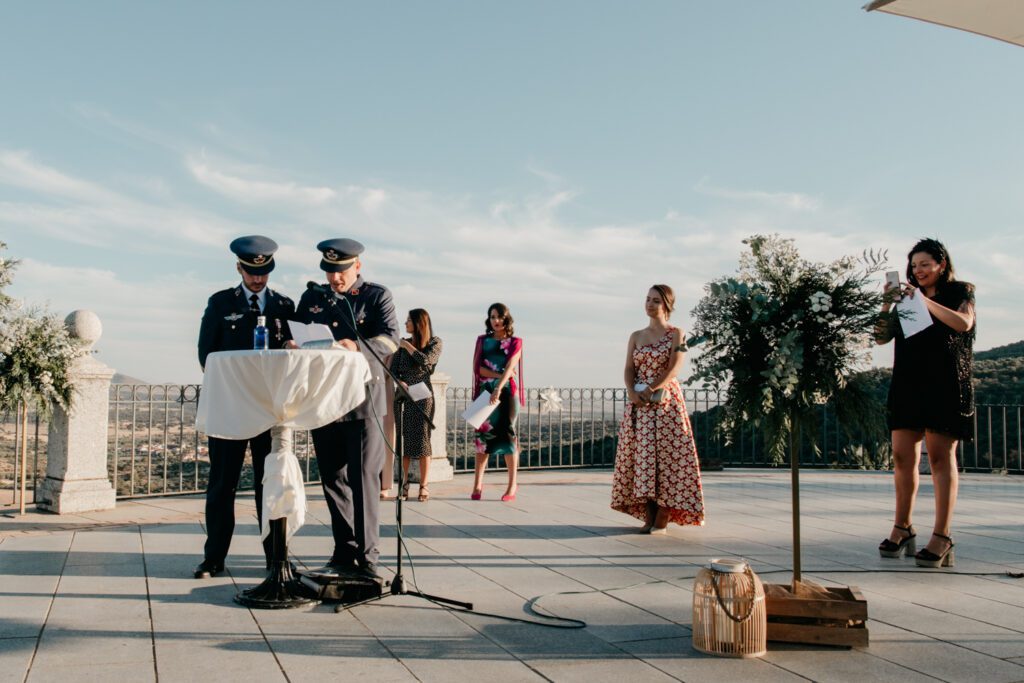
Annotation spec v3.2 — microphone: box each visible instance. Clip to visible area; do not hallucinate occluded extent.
[307,281,332,295]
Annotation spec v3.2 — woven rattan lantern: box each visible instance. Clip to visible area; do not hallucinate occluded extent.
[692,558,767,658]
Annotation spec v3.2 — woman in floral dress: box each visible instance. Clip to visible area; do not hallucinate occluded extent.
[611,285,705,533]
[470,303,524,502]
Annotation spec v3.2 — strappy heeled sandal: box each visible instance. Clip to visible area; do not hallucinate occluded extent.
[915,532,955,568]
[879,524,916,558]
[418,486,429,502]
[399,482,410,501]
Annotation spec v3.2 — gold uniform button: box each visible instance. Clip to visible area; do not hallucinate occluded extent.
[332,322,338,327]
[231,325,236,329]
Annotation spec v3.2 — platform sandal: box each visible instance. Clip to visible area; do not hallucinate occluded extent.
[878,524,916,558]
[915,532,955,568]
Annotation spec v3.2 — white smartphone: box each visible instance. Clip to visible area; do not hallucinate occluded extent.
[885,270,901,291]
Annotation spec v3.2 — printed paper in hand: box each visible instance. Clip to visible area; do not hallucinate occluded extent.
[896,291,933,338]
[406,382,432,402]
[461,390,493,429]
[288,321,335,348]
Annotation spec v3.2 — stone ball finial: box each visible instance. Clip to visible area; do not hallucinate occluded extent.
[64,310,102,350]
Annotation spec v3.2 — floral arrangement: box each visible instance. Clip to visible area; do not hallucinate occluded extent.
[689,235,888,463]
[0,242,83,414]
[0,245,15,312]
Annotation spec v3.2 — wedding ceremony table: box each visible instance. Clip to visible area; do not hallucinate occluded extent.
[196,348,371,608]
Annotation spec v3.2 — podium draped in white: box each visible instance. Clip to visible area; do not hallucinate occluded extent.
[196,349,371,542]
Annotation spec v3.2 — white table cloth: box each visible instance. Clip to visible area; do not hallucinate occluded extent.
[196,349,371,541]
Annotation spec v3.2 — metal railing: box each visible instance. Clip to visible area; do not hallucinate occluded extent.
[0,405,46,507]
[445,386,734,472]
[107,384,323,499]
[7,383,1017,504]
[100,385,1023,498]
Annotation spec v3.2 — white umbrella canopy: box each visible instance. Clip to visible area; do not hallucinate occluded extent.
[864,0,1024,47]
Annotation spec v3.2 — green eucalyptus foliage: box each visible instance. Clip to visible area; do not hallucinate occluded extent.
[690,235,889,464]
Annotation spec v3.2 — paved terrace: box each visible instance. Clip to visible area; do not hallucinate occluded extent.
[2,469,1023,683]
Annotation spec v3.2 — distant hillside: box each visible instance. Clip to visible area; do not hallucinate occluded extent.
[973,339,1024,403]
[974,356,1024,404]
[112,372,150,385]
[856,340,1024,405]
[975,340,1024,361]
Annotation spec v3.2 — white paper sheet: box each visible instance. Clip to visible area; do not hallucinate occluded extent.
[288,320,335,348]
[896,290,933,338]
[461,390,493,429]
[406,381,433,402]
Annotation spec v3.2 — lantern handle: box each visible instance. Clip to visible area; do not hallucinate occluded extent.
[711,566,758,624]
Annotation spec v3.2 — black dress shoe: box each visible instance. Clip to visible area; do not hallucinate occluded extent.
[357,562,381,581]
[305,555,358,578]
[327,555,358,570]
[193,559,225,579]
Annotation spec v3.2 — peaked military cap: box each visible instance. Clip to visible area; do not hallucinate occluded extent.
[230,235,278,275]
[317,238,364,272]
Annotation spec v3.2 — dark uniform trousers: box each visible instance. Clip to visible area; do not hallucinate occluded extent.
[204,432,272,564]
[297,275,399,568]
[197,284,295,565]
[311,420,385,566]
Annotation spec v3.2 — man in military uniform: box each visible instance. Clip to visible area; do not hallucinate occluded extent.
[296,238,399,579]
[194,235,295,579]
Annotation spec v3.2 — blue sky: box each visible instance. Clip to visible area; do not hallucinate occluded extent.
[2,1,1022,386]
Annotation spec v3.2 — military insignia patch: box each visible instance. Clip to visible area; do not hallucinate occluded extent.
[309,305,323,314]
[325,249,339,260]
[253,254,267,265]
[224,313,244,321]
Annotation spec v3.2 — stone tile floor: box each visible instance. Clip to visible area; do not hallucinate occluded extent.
[1,468,1023,682]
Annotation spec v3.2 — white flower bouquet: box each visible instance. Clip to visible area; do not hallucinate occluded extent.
[0,242,83,414]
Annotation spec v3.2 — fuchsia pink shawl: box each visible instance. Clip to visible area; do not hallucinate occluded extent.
[471,334,525,406]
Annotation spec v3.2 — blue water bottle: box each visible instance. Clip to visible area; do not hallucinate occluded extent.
[253,315,269,350]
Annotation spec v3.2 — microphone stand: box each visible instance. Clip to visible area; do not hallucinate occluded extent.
[324,291,473,613]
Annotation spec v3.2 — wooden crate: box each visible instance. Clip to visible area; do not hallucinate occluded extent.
[764,582,869,648]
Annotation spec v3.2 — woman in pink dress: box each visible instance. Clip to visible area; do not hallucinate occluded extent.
[611,284,705,533]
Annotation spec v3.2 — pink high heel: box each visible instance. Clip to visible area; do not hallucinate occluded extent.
[470,489,483,501]
[501,488,517,502]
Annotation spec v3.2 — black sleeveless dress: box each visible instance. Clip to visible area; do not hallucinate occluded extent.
[886,280,976,441]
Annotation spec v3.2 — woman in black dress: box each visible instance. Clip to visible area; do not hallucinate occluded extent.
[389,309,443,501]
[876,238,975,568]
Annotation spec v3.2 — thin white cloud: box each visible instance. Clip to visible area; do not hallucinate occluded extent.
[525,162,564,185]
[361,188,388,214]
[0,148,256,251]
[187,154,337,205]
[694,177,822,212]
[0,150,122,204]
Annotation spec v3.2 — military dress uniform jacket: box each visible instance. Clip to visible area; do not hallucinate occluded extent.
[296,276,399,421]
[198,286,296,369]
